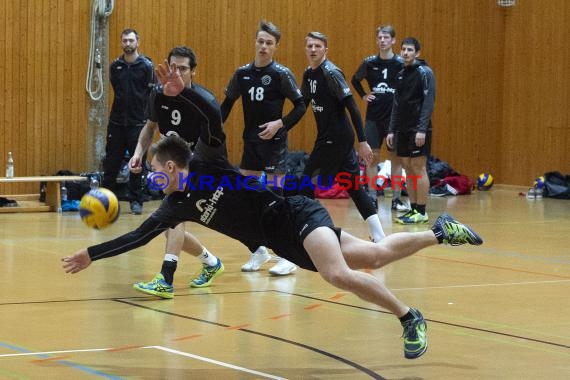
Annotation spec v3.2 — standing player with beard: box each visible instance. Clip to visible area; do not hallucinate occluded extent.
[103,28,154,215]
[220,21,306,276]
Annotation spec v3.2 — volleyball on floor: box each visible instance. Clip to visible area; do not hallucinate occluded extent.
[477,173,494,190]
[79,188,120,229]
[533,176,545,189]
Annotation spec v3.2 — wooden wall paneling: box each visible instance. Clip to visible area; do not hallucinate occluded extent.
[70,0,82,169]
[25,0,35,179]
[2,0,14,193]
[12,1,23,192]
[40,1,51,181]
[502,0,570,185]
[1,0,568,198]
[0,0,5,177]
[17,0,26,182]
[31,1,43,184]
[428,1,504,181]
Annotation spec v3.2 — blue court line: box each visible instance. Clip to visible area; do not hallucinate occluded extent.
[0,342,121,379]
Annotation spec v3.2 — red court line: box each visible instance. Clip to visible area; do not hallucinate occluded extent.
[269,313,292,320]
[226,324,251,330]
[31,355,70,363]
[171,334,203,341]
[106,345,145,352]
[329,293,346,301]
[304,304,322,310]
[419,254,570,280]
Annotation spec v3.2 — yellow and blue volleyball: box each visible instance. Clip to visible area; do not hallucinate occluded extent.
[477,173,494,191]
[79,188,120,229]
[533,176,545,189]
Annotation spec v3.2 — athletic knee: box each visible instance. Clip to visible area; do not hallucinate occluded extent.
[320,268,353,290]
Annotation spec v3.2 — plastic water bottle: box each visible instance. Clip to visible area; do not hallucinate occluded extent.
[90,176,99,190]
[61,186,68,201]
[6,152,14,177]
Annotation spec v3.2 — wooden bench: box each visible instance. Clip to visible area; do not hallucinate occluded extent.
[0,176,88,213]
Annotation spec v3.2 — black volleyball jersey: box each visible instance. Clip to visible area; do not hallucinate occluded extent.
[148,83,220,150]
[87,142,287,262]
[389,59,436,134]
[224,61,303,141]
[301,59,356,145]
[351,54,404,123]
[87,85,283,260]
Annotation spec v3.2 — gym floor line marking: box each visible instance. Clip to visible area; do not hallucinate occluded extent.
[171,334,203,341]
[0,345,287,379]
[269,313,292,320]
[287,292,570,350]
[226,324,251,330]
[390,279,570,291]
[105,345,145,352]
[329,293,346,300]
[0,348,111,358]
[417,254,570,279]
[114,299,383,379]
[31,355,70,363]
[145,346,287,379]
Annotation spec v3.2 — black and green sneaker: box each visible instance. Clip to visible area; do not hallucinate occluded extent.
[402,308,428,359]
[190,258,225,288]
[432,213,483,246]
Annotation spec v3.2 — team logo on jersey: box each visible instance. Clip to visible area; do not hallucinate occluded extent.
[196,186,225,224]
[299,223,309,236]
[161,105,169,110]
[161,131,180,138]
[261,75,272,86]
[373,82,395,94]
[310,99,324,113]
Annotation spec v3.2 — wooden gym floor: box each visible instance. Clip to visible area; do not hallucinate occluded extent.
[0,186,569,379]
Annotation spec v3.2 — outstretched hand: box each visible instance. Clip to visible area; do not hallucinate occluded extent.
[62,248,92,274]
[156,60,185,96]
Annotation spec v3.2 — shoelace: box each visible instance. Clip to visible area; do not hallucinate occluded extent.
[402,321,419,339]
[197,264,218,280]
[445,222,472,245]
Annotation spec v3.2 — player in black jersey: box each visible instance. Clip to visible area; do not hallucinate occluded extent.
[387,38,436,225]
[300,32,385,243]
[128,47,224,298]
[351,25,409,212]
[221,21,306,275]
[63,60,483,359]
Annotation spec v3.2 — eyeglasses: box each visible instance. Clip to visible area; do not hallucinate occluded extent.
[176,65,192,74]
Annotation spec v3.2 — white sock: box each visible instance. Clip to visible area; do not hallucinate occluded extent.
[199,247,218,266]
[164,253,179,262]
[366,214,386,242]
[253,246,267,255]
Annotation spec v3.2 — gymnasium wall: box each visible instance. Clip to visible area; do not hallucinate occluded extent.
[1,0,568,195]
